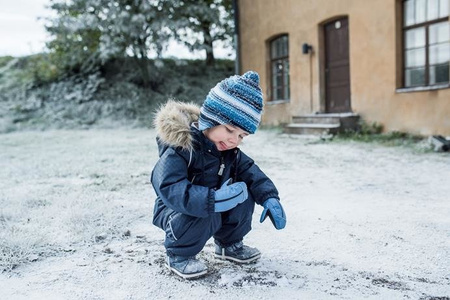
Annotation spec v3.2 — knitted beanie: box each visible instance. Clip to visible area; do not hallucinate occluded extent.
[198,71,263,134]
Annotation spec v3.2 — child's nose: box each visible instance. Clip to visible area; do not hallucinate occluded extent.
[229,134,238,144]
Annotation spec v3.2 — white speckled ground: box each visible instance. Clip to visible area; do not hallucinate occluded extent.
[1,129,449,299]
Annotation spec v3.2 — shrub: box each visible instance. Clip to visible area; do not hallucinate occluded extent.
[334,120,425,148]
[0,55,235,132]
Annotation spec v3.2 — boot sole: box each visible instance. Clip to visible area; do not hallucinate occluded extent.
[166,264,208,279]
[214,253,261,264]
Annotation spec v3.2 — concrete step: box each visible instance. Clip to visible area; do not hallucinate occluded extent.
[283,123,340,135]
[292,115,340,125]
[284,113,360,135]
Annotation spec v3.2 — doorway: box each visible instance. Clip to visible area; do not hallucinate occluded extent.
[324,17,351,113]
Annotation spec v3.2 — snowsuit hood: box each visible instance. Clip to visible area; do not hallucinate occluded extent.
[154,100,201,152]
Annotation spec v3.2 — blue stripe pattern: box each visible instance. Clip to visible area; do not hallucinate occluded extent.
[198,71,263,134]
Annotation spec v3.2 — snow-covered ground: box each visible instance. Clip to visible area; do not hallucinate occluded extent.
[0,129,449,299]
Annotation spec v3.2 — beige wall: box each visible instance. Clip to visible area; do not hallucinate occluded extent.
[238,0,450,135]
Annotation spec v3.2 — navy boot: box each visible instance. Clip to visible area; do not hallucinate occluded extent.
[166,255,207,279]
[215,241,261,264]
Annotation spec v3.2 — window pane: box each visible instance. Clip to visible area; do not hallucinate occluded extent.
[276,88,283,99]
[284,36,289,56]
[277,40,282,57]
[415,0,427,23]
[272,60,283,100]
[284,60,290,99]
[281,36,288,57]
[405,27,426,48]
[427,0,439,20]
[439,0,449,18]
[271,40,280,59]
[274,39,279,57]
[272,62,279,83]
[271,42,276,59]
[276,61,284,75]
[429,22,450,44]
[278,74,284,88]
[271,35,288,59]
[404,0,415,26]
[429,63,450,84]
[272,87,283,100]
[406,48,426,67]
[272,87,278,100]
[271,40,278,58]
[285,86,290,100]
[405,67,426,86]
[429,43,450,64]
[270,36,289,100]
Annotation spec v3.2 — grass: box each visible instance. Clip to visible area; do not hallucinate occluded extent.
[0,130,154,272]
[0,204,48,272]
[336,130,425,147]
[331,122,431,151]
[0,176,139,272]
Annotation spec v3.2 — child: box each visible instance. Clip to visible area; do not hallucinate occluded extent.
[151,71,286,279]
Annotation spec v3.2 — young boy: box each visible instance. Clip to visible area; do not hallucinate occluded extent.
[151,71,286,279]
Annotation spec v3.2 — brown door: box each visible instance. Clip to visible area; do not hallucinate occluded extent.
[324,17,351,113]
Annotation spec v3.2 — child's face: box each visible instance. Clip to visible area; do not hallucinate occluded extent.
[203,124,249,151]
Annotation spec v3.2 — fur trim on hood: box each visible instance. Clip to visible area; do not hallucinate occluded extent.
[154,100,201,151]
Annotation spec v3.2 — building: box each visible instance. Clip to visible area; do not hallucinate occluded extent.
[236,0,450,135]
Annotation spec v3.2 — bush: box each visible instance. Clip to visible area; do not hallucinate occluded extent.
[0,55,235,132]
[27,54,62,85]
[0,56,15,69]
[334,120,424,148]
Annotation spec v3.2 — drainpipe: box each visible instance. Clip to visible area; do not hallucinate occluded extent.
[233,0,240,74]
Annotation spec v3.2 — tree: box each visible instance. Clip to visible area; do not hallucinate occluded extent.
[45,0,102,73]
[94,0,170,86]
[167,0,234,66]
[45,0,169,86]
[45,0,234,79]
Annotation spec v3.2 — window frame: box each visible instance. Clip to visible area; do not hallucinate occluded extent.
[269,34,290,101]
[402,0,450,88]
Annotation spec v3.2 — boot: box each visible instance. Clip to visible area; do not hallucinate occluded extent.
[215,241,261,264]
[166,255,207,279]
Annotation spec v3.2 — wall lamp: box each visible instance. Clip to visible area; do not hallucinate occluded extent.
[302,43,313,54]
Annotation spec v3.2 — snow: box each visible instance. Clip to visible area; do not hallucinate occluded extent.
[0,129,449,299]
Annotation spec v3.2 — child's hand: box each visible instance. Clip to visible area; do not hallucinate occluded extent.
[214,179,248,212]
[260,198,286,229]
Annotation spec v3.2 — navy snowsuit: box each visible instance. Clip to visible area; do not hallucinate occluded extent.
[151,125,279,257]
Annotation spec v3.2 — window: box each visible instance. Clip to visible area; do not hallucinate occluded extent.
[403,0,449,87]
[270,35,290,100]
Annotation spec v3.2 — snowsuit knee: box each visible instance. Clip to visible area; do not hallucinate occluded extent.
[153,193,256,257]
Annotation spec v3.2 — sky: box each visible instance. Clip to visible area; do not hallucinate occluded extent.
[0,0,234,58]
[0,0,52,56]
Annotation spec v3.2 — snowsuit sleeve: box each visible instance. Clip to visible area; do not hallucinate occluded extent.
[235,150,279,205]
[151,147,215,218]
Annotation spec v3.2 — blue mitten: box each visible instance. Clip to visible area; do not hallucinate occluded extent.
[260,198,286,229]
[214,179,248,212]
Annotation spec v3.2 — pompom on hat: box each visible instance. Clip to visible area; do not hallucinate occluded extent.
[198,71,263,134]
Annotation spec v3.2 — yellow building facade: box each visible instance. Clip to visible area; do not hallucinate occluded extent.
[237,0,450,135]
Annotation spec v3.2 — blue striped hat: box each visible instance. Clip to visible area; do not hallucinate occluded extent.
[198,71,263,134]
